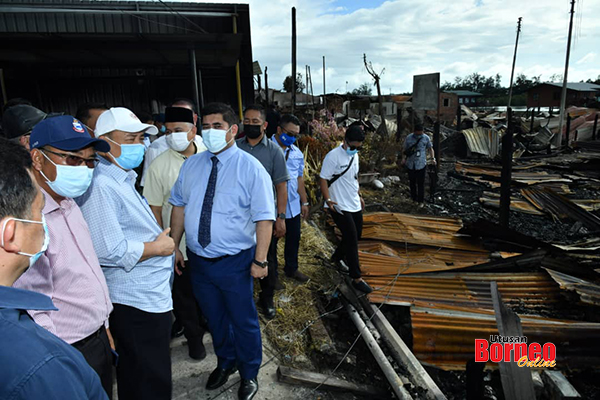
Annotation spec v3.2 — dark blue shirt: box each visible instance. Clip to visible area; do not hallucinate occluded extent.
[0,285,108,400]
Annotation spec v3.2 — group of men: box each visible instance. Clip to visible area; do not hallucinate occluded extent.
[0,98,327,400]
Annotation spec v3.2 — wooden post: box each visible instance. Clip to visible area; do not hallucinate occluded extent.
[456,103,462,131]
[593,114,598,140]
[500,107,514,228]
[565,113,571,146]
[556,0,577,147]
[291,7,297,113]
[264,66,269,107]
[434,74,441,172]
[507,17,523,108]
[530,108,535,133]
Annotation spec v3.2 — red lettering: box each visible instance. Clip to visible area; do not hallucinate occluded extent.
[490,343,503,362]
[514,343,527,361]
[543,343,556,362]
[475,339,489,362]
[528,342,541,361]
[503,343,514,362]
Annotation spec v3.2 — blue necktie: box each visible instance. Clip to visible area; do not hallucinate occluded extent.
[198,156,219,248]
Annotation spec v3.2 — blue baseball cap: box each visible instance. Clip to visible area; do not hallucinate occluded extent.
[30,115,110,152]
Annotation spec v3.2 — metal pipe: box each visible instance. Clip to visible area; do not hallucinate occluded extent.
[233,15,243,121]
[190,49,200,114]
[291,7,297,113]
[198,69,205,110]
[0,6,235,17]
[345,302,413,400]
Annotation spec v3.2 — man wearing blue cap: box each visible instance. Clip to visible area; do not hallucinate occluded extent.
[13,116,115,398]
[76,107,176,400]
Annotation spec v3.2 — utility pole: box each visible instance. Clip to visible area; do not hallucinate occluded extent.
[306,65,309,106]
[323,56,327,110]
[264,66,269,107]
[556,0,576,147]
[507,17,522,108]
[291,7,297,113]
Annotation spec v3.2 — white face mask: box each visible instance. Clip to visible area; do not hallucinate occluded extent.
[1,215,50,269]
[202,126,233,154]
[40,151,93,198]
[166,129,193,152]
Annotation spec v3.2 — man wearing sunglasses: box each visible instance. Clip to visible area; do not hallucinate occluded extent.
[76,107,176,400]
[319,125,372,294]
[12,116,115,398]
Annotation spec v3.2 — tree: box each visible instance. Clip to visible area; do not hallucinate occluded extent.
[351,83,373,96]
[283,73,305,93]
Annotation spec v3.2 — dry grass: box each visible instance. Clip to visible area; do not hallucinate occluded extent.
[258,221,339,362]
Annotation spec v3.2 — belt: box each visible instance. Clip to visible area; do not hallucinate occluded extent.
[198,254,232,263]
[72,326,104,348]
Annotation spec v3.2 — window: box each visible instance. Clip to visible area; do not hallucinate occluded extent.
[459,98,464,104]
[533,93,539,102]
[443,98,450,107]
[465,98,470,104]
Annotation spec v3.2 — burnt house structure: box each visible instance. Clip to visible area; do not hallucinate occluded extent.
[0,0,254,118]
[527,82,600,109]
[444,90,483,107]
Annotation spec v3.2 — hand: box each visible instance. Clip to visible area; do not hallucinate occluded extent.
[301,205,309,220]
[431,158,437,166]
[251,262,268,279]
[106,328,115,351]
[154,228,175,256]
[174,248,185,276]
[360,196,365,211]
[326,199,338,209]
[274,218,286,238]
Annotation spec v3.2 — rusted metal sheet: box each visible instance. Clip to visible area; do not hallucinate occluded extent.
[521,187,600,231]
[455,162,572,185]
[544,268,600,306]
[361,213,485,252]
[364,272,560,311]
[462,127,501,158]
[410,307,600,370]
[479,191,544,215]
[358,242,492,275]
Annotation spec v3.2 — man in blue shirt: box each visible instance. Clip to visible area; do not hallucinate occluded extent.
[170,103,275,400]
[76,107,176,400]
[271,114,310,282]
[0,138,107,400]
[400,124,436,204]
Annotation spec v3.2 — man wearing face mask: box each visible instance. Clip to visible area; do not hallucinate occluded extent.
[271,114,310,283]
[0,138,108,400]
[76,107,176,400]
[319,125,372,294]
[237,104,289,321]
[141,99,201,187]
[1,104,48,149]
[143,106,208,361]
[12,116,115,398]
[170,103,274,400]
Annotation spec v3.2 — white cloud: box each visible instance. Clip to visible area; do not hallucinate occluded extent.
[188,0,600,93]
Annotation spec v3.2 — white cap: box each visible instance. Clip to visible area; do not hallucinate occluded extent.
[94,107,159,138]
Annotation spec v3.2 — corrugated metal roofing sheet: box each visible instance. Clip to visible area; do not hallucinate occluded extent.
[365,272,560,310]
[361,213,485,252]
[461,127,501,157]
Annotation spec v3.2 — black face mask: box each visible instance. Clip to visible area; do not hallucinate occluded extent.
[244,124,262,139]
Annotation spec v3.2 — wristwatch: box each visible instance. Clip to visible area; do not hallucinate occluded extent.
[253,259,268,268]
[277,213,286,219]
[302,202,310,206]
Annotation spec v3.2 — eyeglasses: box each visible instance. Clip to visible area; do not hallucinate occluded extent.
[348,144,363,151]
[42,149,98,168]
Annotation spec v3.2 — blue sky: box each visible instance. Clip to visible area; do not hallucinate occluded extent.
[192,0,600,94]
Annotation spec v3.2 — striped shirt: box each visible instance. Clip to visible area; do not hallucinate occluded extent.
[76,156,174,313]
[13,188,113,344]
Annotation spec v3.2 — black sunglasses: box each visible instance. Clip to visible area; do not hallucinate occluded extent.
[348,144,363,151]
[43,149,98,169]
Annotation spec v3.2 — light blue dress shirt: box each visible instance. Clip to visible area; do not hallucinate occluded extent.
[169,144,275,258]
[76,156,174,313]
[272,136,305,219]
[404,133,433,171]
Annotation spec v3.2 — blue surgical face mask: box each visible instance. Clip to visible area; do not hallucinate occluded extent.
[160,125,167,134]
[40,151,93,198]
[202,127,233,154]
[1,215,50,269]
[346,148,358,156]
[280,132,296,147]
[105,137,146,170]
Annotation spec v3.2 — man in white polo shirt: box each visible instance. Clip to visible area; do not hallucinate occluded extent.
[319,126,372,294]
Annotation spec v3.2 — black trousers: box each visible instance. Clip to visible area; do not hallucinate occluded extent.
[330,210,363,279]
[72,327,113,400]
[408,167,426,202]
[109,304,172,400]
[172,260,207,340]
[259,235,279,300]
